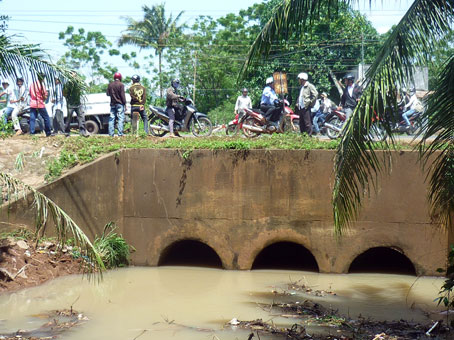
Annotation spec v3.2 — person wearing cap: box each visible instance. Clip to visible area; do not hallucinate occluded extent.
[64,71,88,137]
[297,72,318,136]
[234,88,252,119]
[260,77,280,123]
[0,79,15,132]
[29,73,52,136]
[339,73,362,120]
[107,72,126,137]
[129,74,148,136]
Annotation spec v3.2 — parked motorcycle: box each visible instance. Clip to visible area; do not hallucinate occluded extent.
[322,108,347,139]
[241,100,291,138]
[148,97,213,137]
[225,112,245,136]
[2,105,46,133]
[321,107,386,142]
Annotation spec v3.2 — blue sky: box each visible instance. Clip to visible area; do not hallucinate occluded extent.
[2,0,412,76]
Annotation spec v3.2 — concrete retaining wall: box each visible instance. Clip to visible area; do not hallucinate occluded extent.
[1,149,449,275]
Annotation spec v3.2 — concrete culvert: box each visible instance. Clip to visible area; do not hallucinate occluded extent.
[348,247,416,275]
[158,240,223,268]
[251,242,319,271]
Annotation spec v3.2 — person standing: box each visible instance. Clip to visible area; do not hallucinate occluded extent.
[51,78,65,134]
[234,88,252,118]
[312,92,332,135]
[297,72,318,136]
[106,72,126,137]
[0,80,16,132]
[29,73,52,136]
[166,79,182,137]
[339,73,362,121]
[129,74,148,136]
[10,76,28,135]
[64,71,88,136]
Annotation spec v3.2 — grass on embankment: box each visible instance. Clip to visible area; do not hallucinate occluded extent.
[45,133,411,182]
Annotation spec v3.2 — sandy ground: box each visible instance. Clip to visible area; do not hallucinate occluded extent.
[0,135,63,188]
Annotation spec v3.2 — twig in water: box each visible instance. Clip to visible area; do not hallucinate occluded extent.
[70,295,80,314]
[132,329,147,340]
[405,276,421,307]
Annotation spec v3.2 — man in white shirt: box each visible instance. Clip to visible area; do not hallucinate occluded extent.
[0,80,17,132]
[297,72,318,135]
[234,88,252,118]
[10,77,28,135]
[402,88,420,127]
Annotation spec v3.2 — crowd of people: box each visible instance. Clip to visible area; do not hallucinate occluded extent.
[234,71,424,136]
[0,69,424,138]
[0,71,149,137]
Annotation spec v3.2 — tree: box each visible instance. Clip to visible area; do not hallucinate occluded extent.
[119,4,184,98]
[244,0,454,233]
[58,26,120,93]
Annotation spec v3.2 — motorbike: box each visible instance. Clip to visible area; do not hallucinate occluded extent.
[1,105,45,133]
[392,109,423,136]
[322,108,347,139]
[227,100,298,137]
[148,97,213,137]
[321,107,387,142]
[240,100,299,138]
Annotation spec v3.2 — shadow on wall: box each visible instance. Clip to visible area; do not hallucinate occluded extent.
[251,242,319,272]
[348,247,417,275]
[158,239,223,269]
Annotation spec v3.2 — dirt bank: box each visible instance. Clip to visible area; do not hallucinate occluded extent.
[0,236,83,293]
[0,135,64,188]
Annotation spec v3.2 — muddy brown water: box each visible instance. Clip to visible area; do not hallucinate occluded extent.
[0,267,444,339]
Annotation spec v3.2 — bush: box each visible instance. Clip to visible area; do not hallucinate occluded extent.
[94,222,132,269]
[207,100,235,125]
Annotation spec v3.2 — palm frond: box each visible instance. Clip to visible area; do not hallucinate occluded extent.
[0,172,105,277]
[0,35,86,92]
[419,54,454,229]
[242,0,454,233]
[333,0,453,233]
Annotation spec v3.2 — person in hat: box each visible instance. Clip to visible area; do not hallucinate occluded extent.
[297,72,318,135]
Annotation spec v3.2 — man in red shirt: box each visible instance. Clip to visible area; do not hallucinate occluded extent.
[106,72,126,137]
[29,73,51,136]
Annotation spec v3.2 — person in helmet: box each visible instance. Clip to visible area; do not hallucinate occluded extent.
[63,71,88,136]
[106,72,126,137]
[402,87,421,128]
[297,72,318,136]
[129,74,148,135]
[234,88,252,118]
[166,78,183,137]
[260,77,280,123]
[339,73,362,120]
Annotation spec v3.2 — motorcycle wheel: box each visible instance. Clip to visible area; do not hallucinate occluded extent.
[326,116,343,139]
[369,123,387,142]
[283,118,299,132]
[242,117,261,138]
[191,116,213,137]
[291,119,300,132]
[149,116,168,137]
[19,118,29,133]
[226,124,238,136]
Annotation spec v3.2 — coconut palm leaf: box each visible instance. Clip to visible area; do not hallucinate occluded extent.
[0,172,105,277]
[243,0,454,234]
[0,34,79,85]
[419,55,454,229]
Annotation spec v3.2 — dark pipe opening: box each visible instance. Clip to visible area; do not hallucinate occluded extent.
[349,247,416,275]
[158,240,223,268]
[251,242,319,271]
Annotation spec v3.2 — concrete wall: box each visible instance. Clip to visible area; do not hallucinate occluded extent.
[1,149,449,275]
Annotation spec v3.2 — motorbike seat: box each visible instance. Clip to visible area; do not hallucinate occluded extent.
[152,106,166,114]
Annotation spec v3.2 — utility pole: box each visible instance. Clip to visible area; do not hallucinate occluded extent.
[193,51,197,103]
